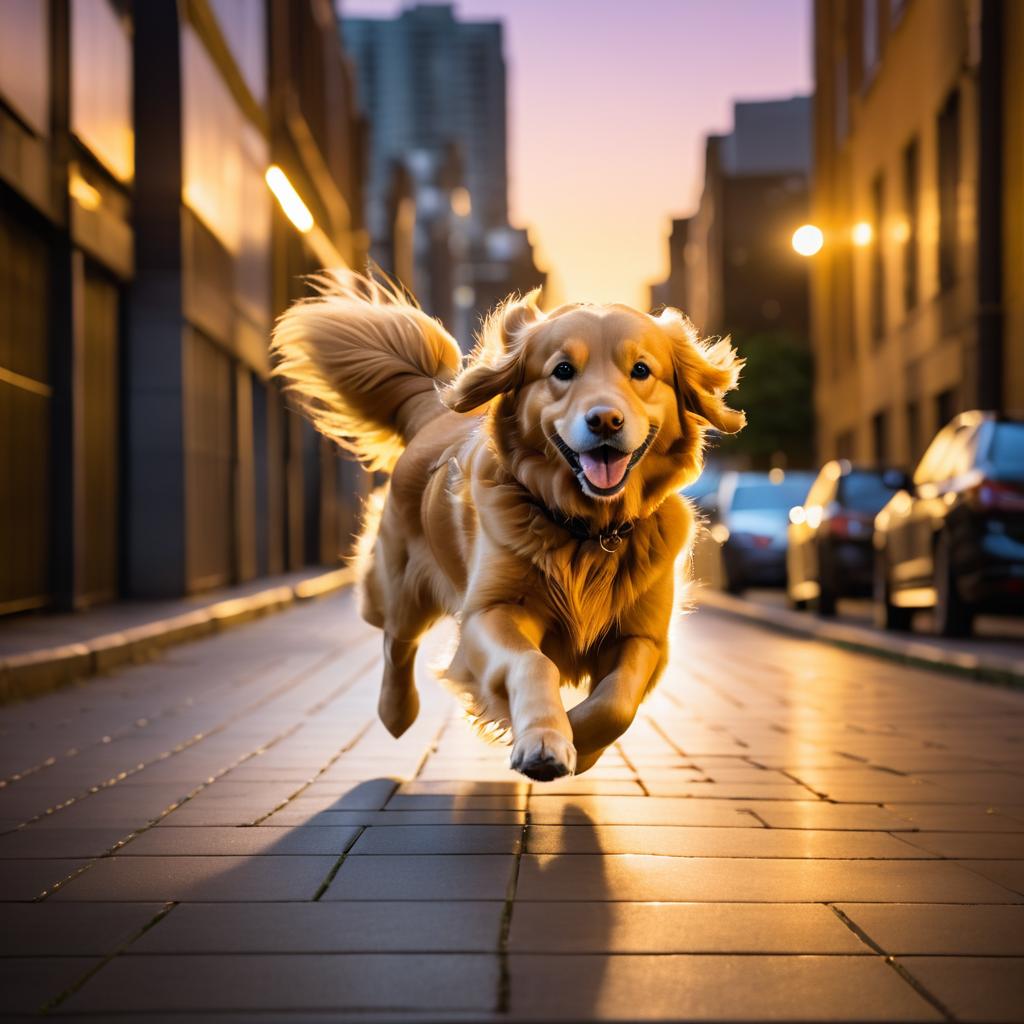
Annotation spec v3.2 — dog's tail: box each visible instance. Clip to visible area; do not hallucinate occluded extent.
[270,268,463,471]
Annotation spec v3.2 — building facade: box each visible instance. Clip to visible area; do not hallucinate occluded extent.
[651,97,812,341]
[0,0,367,615]
[810,0,1022,466]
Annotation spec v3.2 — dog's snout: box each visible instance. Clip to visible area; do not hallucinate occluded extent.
[585,406,624,437]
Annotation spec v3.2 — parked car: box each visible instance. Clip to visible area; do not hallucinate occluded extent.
[713,470,815,593]
[786,461,905,615]
[873,411,1024,636]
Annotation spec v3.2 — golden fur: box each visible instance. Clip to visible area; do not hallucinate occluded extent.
[271,269,743,779]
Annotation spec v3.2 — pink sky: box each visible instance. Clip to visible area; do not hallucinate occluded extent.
[342,0,812,309]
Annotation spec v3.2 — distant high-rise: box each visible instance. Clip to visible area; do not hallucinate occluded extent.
[343,4,509,242]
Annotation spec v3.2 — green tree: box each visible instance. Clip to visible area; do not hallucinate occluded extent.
[717,331,814,468]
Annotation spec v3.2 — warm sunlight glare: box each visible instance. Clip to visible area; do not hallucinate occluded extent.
[265,165,314,233]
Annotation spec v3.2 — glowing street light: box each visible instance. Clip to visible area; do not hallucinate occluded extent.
[791,224,824,257]
[851,221,874,247]
[265,165,314,233]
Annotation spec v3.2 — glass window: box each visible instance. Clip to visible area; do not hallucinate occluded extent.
[0,0,50,136]
[902,137,919,311]
[839,472,894,513]
[862,0,879,85]
[937,89,960,292]
[71,0,133,181]
[989,423,1024,476]
[182,24,245,252]
[731,477,813,511]
[182,25,270,320]
[236,123,271,325]
[870,173,885,340]
[209,0,267,104]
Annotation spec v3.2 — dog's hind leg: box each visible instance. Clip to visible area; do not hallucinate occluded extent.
[379,582,440,738]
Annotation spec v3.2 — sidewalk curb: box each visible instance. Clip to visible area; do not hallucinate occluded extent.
[0,567,354,704]
[695,588,1024,690]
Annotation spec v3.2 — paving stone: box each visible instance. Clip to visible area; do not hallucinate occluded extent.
[527,796,762,827]
[63,953,499,1013]
[740,802,920,831]
[119,825,360,856]
[265,808,527,827]
[898,957,1024,1023]
[524,825,930,858]
[0,957,97,1013]
[507,954,941,1020]
[509,901,867,953]
[324,854,515,901]
[132,900,504,953]
[953,859,1024,896]
[50,855,337,902]
[0,859,87,901]
[394,780,529,797]
[0,827,126,859]
[384,793,528,810]
[515,854,1024,903]
[895,831,1024,859]
[0,902,165,956]
[642,781,817,799]
[836,904,1024,954]
[350,825,523,855]
[886,805,1024,832]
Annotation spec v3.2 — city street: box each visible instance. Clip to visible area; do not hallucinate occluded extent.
[2,591,1024,1020]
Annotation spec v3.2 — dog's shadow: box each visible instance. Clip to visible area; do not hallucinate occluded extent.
[507,801,612,1018]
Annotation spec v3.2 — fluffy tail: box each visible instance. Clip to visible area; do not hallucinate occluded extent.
[270,269,463,471]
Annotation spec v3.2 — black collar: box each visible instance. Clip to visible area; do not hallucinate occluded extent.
[530,500,635,552]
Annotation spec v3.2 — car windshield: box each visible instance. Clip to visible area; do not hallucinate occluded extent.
[989,423,1024,476]
[839,471,894,513]
[730,477,811,511]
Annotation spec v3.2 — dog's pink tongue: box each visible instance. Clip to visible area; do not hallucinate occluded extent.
[579,449,630,490]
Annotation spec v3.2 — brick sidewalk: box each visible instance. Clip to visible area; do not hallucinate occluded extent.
[2,591,1023,1020]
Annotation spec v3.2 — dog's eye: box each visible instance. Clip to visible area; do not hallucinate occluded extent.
[631,361,652,380]
[551,362,576,381]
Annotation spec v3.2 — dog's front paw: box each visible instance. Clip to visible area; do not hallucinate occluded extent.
[510,728,576,781]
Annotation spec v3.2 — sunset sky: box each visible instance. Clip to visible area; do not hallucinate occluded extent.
[342,0,812,309]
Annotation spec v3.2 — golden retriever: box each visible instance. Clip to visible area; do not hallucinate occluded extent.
[271,270,743,779]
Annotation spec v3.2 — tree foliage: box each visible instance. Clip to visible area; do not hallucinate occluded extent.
[716,331,814,468]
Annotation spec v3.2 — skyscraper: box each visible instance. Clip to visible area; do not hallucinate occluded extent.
[344,4,508,243]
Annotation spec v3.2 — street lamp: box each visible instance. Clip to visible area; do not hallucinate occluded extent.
[851,221,874,246]
[791,224,824,257]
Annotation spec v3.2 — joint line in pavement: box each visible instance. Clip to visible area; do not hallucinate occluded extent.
[827,904,957,1022]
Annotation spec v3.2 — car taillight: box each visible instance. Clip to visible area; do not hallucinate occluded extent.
[828,513,869,539]
[968,479,1024,512]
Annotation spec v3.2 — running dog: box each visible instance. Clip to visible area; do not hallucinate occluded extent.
[271,270,743,779]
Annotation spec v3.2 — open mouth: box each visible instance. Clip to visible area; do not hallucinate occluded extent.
[552,426,658,498]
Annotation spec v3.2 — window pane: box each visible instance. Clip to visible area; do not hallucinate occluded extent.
[182,24,244,252]
[71,0,133,181]
[840,472,893,513]
[209,0,267,104]
[0,0,50,136]
[989,424,1024,476]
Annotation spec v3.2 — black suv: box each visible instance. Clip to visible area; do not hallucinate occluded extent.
[873,411,1024,636]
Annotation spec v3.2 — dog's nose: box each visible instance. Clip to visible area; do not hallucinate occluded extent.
[585,406,624,437]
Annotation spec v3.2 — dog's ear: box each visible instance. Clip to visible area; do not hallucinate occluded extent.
[442,290,544,413]
[655,307,745,434]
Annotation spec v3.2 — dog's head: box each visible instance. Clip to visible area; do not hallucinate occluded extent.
[443,292,744,520]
